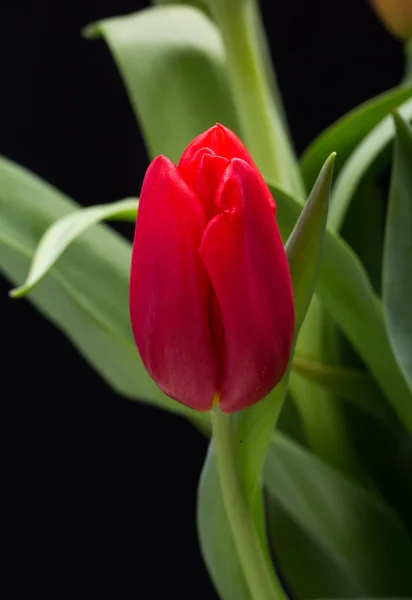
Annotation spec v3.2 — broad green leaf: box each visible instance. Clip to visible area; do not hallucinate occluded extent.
[383,112,412,394]
[0,156,208,429]
[10,198,137,298]
[301,85,412,190]
[197,157,333,600]
[270,182,412,434]
[264,433,412,595]
[85,5,239,164]
[330,97,412,232]
[292,356,386,418]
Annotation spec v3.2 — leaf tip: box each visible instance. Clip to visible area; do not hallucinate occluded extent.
[9,285,29,299]
[81,23,102,39]
[324,151,337,175]
[391,108,412,145]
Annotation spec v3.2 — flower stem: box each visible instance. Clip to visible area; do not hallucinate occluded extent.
[209,0,304,198]
[211,407,285,600]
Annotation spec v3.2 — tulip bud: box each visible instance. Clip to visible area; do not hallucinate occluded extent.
[129,124,294,413]
[369,0,412,39]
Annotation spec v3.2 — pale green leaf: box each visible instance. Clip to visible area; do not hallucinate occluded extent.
[85,5,238,163]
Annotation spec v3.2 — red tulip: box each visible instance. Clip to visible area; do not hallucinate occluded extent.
[130,124,294,413]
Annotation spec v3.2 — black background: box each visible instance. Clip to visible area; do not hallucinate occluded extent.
[0,1,402,598]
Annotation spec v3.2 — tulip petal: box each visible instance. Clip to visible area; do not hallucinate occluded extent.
[179,123,264,179]
[130,156,217,411]
[199,159,294,412]
[180,148,230,219]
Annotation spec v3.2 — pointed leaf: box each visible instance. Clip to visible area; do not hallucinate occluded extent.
[285,153,334,330]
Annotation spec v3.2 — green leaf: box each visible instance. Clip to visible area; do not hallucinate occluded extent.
[10,198,137,298]
[292,356,386,418]
[301,85,412,190]
[330,97,412,232]
[383,111,412,396]
[264,433,412,595]
[266,499,362,598]
[270,181,412,435]
[0,155,208,429]
[284,154,334,330]
[197,156,333,600]
[85,5,239,163]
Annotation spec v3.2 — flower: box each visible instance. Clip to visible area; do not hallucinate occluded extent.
[369,0,412,39]
[129,124,294,413]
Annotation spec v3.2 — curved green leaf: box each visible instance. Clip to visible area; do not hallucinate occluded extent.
[265,433,412,595]
[330,98,412,231]
[85,5,239,163]
[10,198,137,298]
[383,112,412,395]
[0,156,207,428]
[301,85,412,190]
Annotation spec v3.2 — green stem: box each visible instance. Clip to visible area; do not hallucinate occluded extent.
[209,0,304,198]
[211,407,285,600]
